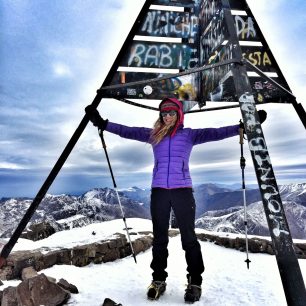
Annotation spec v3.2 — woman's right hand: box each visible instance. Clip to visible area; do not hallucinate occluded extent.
[85,105,108,130]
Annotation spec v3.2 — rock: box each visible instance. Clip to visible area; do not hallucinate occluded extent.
[21,266,38,281]
[102,248,120,263]
[102,297,122,306]
[4,250,44,280]
[168,229,180,237]
[20,222,56,241]
[57,278,79,294]
[1,286,18,306]
[16,273,70,306]
[0,265,13,281]
[46,275,57,283]
[71,245,92,267]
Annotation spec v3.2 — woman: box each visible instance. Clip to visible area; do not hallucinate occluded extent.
[85,98,240,303]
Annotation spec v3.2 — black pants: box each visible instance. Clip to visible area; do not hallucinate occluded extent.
[150,188,204,285]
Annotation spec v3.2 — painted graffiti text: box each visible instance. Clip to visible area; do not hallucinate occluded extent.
[127,42,198,70]
[240,94,289,238]
[242,50,272,67]
[235,16,257,40]
[140,11,198,38]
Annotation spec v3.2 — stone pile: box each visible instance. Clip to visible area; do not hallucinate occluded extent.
[0,232,154,281]
[196,232,306,258]
[0,266,78,306]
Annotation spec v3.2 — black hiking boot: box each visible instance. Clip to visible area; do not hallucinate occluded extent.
[184,276,202,303]
[147,280,167,300]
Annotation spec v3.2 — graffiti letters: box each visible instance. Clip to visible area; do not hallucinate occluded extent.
[269,215,290,237]
[140,11,199,38]
[254,155,273,181]
[242,50,272,67]
[240,94,289,238]
[250,79,283,102]
[126,42,197,70]
[235,16,257,40]
[200,0,223,28]
[200,8,227,63]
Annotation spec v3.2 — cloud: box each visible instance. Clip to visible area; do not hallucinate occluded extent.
[0,162,24,170]
[1,0,305,198]
[52,62,73,78]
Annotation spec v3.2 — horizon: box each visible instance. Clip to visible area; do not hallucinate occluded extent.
[1,181,305,199]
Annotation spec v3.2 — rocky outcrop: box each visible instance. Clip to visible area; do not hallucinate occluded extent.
[0,232,153,281]
[0,270,78,306]
[20,222,56,241]
[57,278,79,294]
[196,232,306,258]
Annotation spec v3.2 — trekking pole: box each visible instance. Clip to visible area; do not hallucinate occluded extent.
[239,121,251,269]
[98,128,137,263]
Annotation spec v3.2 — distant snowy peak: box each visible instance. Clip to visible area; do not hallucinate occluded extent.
[0,187,151,238]
[278,183,306,205]
[82,188,112,199]
[1,183,305,240]
[81,188,119,205]
[196,201,306,239]
[279,183,306,196]
[82,190,101,202]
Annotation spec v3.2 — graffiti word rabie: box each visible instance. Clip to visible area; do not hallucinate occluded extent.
[127,43,198,70]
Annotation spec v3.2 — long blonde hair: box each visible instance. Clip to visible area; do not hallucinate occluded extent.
[150,117,177,145]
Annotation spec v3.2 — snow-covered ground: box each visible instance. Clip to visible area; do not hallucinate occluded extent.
[1,219,305,305]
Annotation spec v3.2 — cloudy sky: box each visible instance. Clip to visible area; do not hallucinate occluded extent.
[1,0,306,197]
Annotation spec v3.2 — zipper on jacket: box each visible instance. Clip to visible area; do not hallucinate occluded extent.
[167,137,171,188]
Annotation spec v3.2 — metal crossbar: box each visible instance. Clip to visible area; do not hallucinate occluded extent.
[98,58,241,93]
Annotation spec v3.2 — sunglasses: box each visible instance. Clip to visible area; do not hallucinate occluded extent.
[161,110,177,117]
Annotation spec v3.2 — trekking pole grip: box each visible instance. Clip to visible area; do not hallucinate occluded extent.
[239,128,244,145]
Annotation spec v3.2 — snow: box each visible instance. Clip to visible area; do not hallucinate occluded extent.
[57,214,88,224]
[299,189,306,196]
[5,219,152,253]
[83,189,102,199]
[279,183,306,196]
[1,218,306,305]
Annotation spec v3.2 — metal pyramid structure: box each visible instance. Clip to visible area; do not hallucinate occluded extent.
[1,1,305,305]
[100,0,298,110]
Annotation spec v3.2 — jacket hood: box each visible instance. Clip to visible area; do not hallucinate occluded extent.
[159,98,184,137]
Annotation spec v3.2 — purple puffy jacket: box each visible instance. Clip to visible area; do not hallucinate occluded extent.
[105,122,239,189]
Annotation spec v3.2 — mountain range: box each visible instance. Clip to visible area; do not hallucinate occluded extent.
[0,183,305,239]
